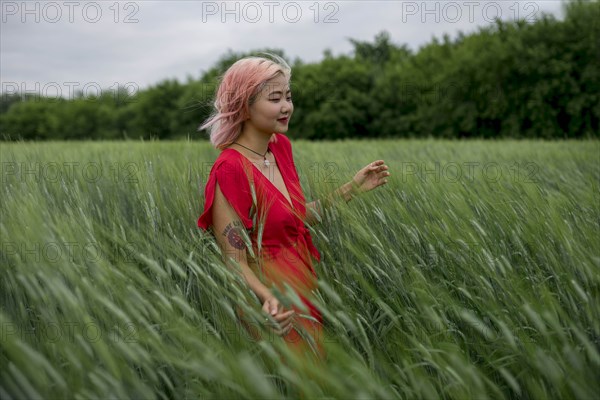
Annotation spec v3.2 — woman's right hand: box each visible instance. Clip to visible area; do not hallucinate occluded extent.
[262,296,295,336]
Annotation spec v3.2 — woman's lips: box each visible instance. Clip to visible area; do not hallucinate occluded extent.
[278,117,289,124]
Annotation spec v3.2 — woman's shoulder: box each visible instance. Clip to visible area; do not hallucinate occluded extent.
[211,148,246,170]
[273,132,291,145]
[209,149,254,182]
[198,149,254,231]
[271,133,293,154]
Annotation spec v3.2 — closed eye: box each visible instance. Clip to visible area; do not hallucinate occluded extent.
[268,94,292,102]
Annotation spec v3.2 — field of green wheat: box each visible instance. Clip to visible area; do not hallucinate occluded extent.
[1,139,599,399]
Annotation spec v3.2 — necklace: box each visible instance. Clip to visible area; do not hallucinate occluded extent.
[232,142,270,167]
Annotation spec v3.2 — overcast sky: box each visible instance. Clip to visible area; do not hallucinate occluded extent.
[1,0,566,97]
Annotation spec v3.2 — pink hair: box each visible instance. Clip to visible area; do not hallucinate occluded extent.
[199,54,291,150]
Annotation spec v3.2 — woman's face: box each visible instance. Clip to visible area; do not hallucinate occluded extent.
[246,73,293,136]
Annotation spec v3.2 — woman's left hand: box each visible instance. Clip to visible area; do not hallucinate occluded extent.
[351,160,390,194]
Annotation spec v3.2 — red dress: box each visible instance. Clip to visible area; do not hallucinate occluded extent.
[198,133,323,357]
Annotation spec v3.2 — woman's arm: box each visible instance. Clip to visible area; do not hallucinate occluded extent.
[305,181,356,226]
[212,181,294,335]
[305,160,390,226]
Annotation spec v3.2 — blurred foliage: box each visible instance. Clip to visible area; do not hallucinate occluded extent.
[1,0,598,140]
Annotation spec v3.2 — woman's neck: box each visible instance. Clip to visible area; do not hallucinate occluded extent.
[233,131,272,156]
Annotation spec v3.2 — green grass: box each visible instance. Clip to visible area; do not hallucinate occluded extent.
[1,139,599,399]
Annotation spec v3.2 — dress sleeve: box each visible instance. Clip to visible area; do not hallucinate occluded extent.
[197,158,255,231]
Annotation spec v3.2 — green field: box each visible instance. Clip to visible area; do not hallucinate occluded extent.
[1,139,599,399]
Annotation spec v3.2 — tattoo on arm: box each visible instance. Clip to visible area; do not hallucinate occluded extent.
[222,221,247,250]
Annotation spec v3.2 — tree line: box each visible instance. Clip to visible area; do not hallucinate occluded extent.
[1,0,597,141]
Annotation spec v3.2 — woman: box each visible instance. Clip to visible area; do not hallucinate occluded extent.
[197,54,390,359]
